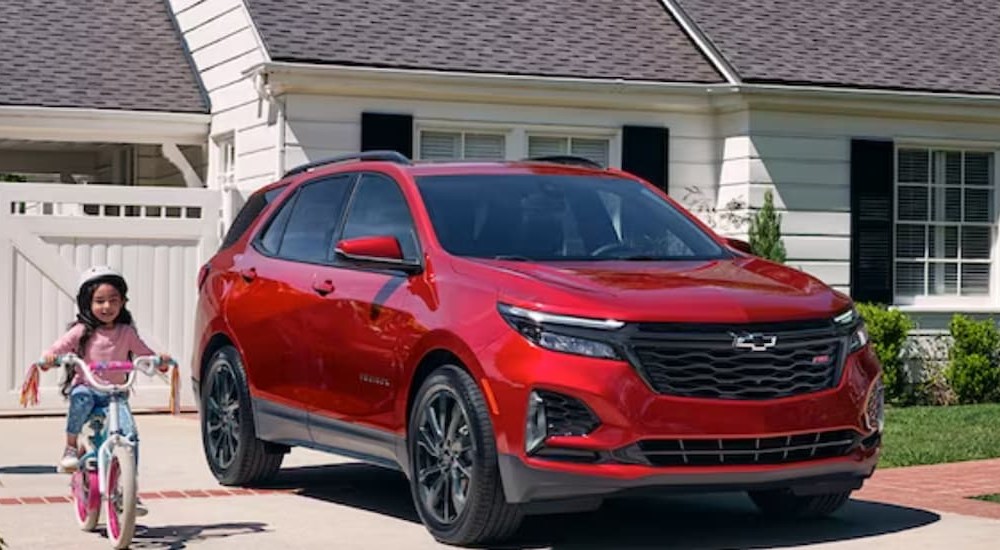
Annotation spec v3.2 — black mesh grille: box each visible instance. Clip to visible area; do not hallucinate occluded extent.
[539,391,599,436]
[627,321,845,400]
[624,430,858,467]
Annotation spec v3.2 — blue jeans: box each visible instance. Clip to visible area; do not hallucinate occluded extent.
[66,385,139,464]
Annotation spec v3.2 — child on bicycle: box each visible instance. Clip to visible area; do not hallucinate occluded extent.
[35,266,171,482]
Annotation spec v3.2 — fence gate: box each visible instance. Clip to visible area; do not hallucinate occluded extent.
[0,183,220,414]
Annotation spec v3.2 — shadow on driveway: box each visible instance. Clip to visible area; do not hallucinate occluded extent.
[121,521,269,549]
[263,464,940,549]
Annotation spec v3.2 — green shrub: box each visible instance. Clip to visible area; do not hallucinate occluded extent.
[856,303,914,402]
[748,190,787,263]
[946,315,1000,404]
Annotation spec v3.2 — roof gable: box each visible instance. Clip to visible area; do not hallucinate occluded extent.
[676,0,1000,95]
[0,0,208,113]
[244,0,724,83]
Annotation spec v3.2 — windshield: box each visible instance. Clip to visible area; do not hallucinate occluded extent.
[415,174,727,261]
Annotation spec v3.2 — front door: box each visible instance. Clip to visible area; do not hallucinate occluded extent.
[310,172,426,435]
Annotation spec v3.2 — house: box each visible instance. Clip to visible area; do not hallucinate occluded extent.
[3,0,999,412]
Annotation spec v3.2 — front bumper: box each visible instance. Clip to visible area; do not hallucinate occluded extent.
[498,448,879,504]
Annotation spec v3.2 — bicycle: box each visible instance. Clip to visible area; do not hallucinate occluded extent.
[42,353,177,549]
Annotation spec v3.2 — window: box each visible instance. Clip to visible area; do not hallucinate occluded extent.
[341,174,420,261]
[220,185,286,250]
[215,134,235,187]
[528,135,611,167]
[272,175,354,263]
[895,148,995,300]
[415,174,723,261]
[419,130,505,161]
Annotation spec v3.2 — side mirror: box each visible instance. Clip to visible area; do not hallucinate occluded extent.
[334,235,422,274]
[726,237,754,255]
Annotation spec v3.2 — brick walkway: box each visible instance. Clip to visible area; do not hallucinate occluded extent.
[857,458,1000,519]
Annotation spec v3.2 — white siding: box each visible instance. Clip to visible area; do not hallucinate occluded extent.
[732,108,1000,291]
[281,92,718,204]
[167,0,278,193]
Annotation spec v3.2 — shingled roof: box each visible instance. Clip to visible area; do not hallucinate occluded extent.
[0,0,208,113]
[244,0,725,83]
[676,0,1000,95]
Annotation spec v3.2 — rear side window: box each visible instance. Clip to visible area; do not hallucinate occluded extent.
[220,185,287,250]
[273,174,354,263]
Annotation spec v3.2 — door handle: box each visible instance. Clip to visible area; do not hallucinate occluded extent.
[312,279,335,296]
[240,268,257,283]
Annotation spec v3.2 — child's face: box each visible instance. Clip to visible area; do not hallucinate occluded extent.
[91,283,124,327]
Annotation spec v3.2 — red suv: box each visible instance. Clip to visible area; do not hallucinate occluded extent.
[192,151,883,546]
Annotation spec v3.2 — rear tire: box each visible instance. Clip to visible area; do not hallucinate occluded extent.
[408,365,523,546]
[749,489,852,519]
[201,345,284,486]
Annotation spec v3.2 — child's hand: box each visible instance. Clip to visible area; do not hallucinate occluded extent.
[157,354,173,373]
[40,354,57,371]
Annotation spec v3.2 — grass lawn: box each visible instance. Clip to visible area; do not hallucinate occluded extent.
[879,403,1000,468]
[972,494,1000,503]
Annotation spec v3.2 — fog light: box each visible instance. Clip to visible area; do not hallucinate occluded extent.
[525,391,547,454]
[865,379,885,433]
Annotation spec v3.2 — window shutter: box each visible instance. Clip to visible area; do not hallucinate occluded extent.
[464,134,505,160]
[420,131,461,160]
[622,125,669,193]
[571,138,610,167]
[850,139,895,304]
[361,112,413,157]
[528,136,568,158]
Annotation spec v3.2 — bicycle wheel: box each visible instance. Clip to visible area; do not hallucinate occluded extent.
[105,446,137,549]
[71,469,100,531]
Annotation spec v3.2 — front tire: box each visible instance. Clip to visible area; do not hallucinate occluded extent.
[106,446,136,549]
[201,345,284,486]
[749,489,852,519]
[408,365,523,546]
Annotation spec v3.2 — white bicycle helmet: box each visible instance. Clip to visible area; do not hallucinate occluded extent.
[78,265,126,294]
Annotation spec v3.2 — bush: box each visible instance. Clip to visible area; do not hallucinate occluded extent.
[748,190,787,263]
[856,303,914,403]
[946,315,1000,404]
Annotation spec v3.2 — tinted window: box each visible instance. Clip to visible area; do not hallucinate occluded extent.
[276,175,353,263]
[257,193,297,255]
[415,174,725,261]
[220,185,286,250]
[341,174,419,261]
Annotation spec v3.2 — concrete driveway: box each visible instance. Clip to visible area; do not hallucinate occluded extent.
[2,415,999,549]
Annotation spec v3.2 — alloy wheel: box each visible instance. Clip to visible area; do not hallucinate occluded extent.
[415,389,475,525]
[205,359,241,470]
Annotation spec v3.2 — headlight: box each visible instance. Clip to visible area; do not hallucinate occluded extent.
[498,303,622,360]
[834,306,869,353]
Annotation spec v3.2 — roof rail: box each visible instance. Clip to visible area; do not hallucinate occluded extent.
[523,155,604,169]
[282,151,412,178]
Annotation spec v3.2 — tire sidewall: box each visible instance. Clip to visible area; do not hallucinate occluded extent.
[407,366,498,542]
[200,345,255,484]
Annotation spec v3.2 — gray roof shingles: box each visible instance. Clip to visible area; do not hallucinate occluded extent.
[244,0,725,83]
[0,0,208,113]
[676,0,1000,95]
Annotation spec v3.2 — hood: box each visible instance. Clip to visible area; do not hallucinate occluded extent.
[457,257,851,324]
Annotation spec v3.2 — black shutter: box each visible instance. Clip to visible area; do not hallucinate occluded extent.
[850,139,895,304]
[360,112,413,157]
[622,125,669,193]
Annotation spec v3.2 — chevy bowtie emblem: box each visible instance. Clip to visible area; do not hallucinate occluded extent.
[732,333,778,352]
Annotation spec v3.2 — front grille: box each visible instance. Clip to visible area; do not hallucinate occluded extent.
[627,320,844,400]
[617,430,859,467]
[538,390,600,436]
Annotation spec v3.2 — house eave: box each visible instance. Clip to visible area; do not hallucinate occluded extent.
[0,105,210,144]
[246,61,727,113]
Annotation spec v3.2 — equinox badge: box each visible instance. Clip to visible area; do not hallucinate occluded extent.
[732,333,778,352]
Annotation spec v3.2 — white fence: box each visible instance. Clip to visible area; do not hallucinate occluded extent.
[0,183,220,414]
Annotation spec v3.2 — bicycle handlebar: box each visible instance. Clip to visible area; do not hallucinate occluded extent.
[39,353,177,395]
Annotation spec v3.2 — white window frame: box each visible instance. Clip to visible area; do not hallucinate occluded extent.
[414,120,622,168]
[893,143,1000,308]
[212,133,236,191]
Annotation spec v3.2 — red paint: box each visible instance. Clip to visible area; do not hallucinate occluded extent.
[191,159,880,481]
